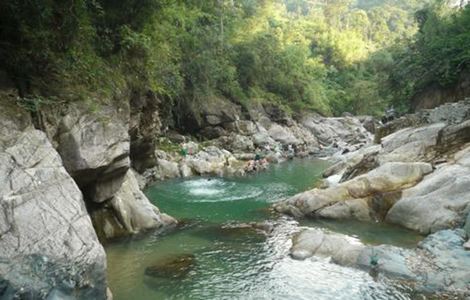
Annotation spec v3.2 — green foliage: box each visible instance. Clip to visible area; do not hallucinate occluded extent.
[2,0,451,118]
[389,1,470,110]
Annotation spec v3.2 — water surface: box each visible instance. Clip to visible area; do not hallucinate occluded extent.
[106,158,422,300]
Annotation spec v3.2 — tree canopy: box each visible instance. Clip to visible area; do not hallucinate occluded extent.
[0,0,467,116]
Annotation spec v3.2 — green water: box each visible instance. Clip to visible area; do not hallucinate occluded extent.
[106,158,422,300]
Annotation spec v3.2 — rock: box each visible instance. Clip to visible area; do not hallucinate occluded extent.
[268,124,300,145]
[216,133,254,152]
[379,123,445,164]
[357,245,417,280]
[339,148,380,182]
[156,159,181,179]
[386,160,470,234]
[290,229,365,266]
[144,254,195,279]
[56,105,130,203]
[0,130,107,299]
[292,228,470,296]
[252,126,276,147]
[179,163,193,178]
[200,126,226,139]
[179,96,241,133]
[465,210,470,238]
[464,240,470,250]
[317,198,372,221]
[224,120,257,136]
[301,114,371,147]
[91,170,177,240]
[359,116,378,134]
[275,162,433,221]
[375,99,470,143]
[414,229,470,294]
[129,91,163,172]
[436,119,470,153]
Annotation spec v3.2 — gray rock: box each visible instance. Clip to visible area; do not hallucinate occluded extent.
[290,229,365,266]
[268,124,300,145]
[275,162,433,220]
[56,106,130,203]
[301,114,371,147]
[156,159,181,179]
[387,159,470,234]
[91,170,177,240]
[379,123,445,164]
[0,130,107,299]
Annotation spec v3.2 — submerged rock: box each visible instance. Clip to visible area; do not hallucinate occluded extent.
[145,254,195,279]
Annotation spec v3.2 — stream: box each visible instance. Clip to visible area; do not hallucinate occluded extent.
[106,158,423,300]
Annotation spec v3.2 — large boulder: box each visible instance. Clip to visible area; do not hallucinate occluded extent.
[291,229,365,265]
[386,146,470,234]
[0,130,107,299]
[178,97,242,134]
[274,162,433,221]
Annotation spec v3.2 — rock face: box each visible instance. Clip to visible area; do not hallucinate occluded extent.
[54,104,176,241]
[0,130,107,299]
[129,90,164,172]
[56,105,131,203]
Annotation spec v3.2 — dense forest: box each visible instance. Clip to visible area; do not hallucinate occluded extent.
[0,0,468,117]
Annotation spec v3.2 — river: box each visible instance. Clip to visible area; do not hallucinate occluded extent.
[106,158,423,300]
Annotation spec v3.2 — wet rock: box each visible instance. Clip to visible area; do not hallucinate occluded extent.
[357,245,417,280]
[290,229,365,266]
[145,254,195,279]
[0,130,107,299]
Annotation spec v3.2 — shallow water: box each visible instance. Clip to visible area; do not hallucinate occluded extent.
[106,158,423,300]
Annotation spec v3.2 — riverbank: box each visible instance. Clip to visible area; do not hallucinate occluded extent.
[274,99,470,298]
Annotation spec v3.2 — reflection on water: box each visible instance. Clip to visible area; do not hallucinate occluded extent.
[106,159,423,300]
